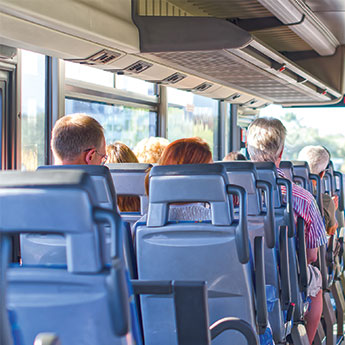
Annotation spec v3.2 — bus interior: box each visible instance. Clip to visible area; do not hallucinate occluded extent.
[0,0,345,345]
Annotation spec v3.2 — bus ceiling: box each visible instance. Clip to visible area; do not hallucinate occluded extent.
[0,0,343,106]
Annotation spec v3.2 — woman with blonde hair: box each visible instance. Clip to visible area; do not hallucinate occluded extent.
[106,141,140,212]
[145,137,213,221]
[134,137,170,164]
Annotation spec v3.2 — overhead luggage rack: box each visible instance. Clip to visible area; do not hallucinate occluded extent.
[132,0,342,105]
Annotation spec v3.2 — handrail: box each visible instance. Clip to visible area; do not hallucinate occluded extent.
[256,180,275,249]
[334,171,344,211]
[210,317,259,344]
[277,178,295,238]
[296,217,308,295]
[309,173,322,214]
[227,185,249,264]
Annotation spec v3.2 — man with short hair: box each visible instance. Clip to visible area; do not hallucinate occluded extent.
[298,145,338,235]
[51,113,107,165]
[247,117,327,344]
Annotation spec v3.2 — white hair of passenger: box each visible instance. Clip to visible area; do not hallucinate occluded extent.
[247,117,287,162]
[298,145,330,174]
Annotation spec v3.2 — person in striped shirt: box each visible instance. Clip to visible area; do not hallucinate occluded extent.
[247,117,327,345]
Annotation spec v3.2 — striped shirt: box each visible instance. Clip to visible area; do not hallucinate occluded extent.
[277,167,327,249]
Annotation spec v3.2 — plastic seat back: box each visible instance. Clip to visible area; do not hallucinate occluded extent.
[254,162,304,320]
[1,234,12,345]
[0,170,132,345]
[279,161,294,182]
[292,161,315,193]
[106,163,151,225]
[38,165,116,210]
[136,164,258,345]
[219,161,290,342]
[21,165,116,266]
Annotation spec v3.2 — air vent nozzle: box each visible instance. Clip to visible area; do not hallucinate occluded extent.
[66,49,121,65]
[193,82,213,92]
[228,93,241,101]
[162,72,187,84]
[125,60,153,74]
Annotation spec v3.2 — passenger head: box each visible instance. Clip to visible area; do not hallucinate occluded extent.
[159,137,212,165]
[134,137,170,164]
[106,141,140,212]
[247,117,287,165]
[51,113,106,165]
[145,137,212,194]
[298,145,330,176]
[223,151,247,161]
[106,142,138,164]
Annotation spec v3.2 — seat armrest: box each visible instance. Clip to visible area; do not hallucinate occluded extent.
[254,236,268,334]
[279,226,291,309]
[296,217,308,295]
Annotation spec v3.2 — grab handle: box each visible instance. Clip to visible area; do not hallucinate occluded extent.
[256,180,275,249]
[277,178,295,238]
[309,174,322,214]
[227,185,249,264]
[210,317,259,345]
[296,217,308,295]
[334,171,344,211]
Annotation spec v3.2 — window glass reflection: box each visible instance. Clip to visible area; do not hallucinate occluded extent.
[65,98,157,149]
[116,74,155,96]
[167,87,219,158]
[65,61,114,87]
[21,50,46,170]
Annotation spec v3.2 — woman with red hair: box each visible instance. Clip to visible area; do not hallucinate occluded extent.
[146,137,213,221]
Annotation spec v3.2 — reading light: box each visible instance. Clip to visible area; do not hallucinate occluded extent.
[256,0,338,56]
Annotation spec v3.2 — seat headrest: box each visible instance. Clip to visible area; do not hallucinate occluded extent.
[252,162,282,208]
[147,164,232,226]
[217,162,261,215]
[279,161,293,169]
[292,161,310,172]
[39,164,111,176]
[0,169,94,192]
[326,161,335,177]
[0,170,104,272]
[38,165,116,210]
[106,163,152,171]
[253,161,277,172]
[218,161,256,172]
[150,163,227,178]
[107,163,151,196]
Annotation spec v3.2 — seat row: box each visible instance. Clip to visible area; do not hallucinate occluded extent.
[1,160,345,345]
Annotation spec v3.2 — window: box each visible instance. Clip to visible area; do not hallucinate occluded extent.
[167,87,219,158]
[260,104,345,172]
[116,74,155,96]
[65,98,157,149]
[21,50,46,170]
[65,61,114,87]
